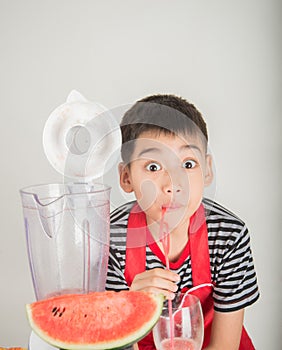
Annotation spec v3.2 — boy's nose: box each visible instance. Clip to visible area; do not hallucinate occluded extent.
[162,171,182,194]
[166,185,181,194]
[164,184,181,194]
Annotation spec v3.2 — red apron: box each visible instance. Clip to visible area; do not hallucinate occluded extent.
[124,203,255,350]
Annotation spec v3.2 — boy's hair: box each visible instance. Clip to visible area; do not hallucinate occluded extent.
[120,94,208,163]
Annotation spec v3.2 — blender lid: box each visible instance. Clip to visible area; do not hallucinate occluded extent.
[42,90,121,180]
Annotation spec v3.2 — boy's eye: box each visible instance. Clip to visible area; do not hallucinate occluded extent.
[146,162,161,172]
[183,160,197,169]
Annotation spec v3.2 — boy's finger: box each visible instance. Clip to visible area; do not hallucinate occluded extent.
[139,286,176,300]
[132,273,178,294]
[138,268,180,282]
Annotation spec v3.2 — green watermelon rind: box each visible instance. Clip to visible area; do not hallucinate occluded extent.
[26,292,164,350]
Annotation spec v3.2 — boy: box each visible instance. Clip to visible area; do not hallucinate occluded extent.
[106,94,259,350]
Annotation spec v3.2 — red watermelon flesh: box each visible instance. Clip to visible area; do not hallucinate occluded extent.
[26,291,164,350]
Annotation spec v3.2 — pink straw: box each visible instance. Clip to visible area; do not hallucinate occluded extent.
[160,208,174,349]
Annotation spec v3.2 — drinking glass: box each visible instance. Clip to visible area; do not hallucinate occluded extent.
[153,294,204,350]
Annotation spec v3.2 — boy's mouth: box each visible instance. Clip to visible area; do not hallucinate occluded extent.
[162,203,182,211]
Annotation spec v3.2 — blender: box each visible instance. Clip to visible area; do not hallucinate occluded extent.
[20,91,121,349]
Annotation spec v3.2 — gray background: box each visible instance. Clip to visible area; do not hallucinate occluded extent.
[0,0,281,348]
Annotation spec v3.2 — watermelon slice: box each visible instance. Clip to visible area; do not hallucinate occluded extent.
[26,291,164,350]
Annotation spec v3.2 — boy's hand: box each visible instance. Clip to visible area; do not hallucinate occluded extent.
[129,268,180,300]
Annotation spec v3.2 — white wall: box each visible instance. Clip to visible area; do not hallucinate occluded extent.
[0,0,281,348]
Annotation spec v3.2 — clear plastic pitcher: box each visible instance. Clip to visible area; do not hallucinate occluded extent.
[20,183,111,300]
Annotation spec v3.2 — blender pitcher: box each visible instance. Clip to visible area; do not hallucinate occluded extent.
[20,182,111,300]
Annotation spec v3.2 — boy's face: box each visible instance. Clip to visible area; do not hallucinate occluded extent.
[119,131,213,232]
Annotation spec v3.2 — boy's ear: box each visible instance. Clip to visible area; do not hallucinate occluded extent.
[119,162,134,193]
[204,154,214,186]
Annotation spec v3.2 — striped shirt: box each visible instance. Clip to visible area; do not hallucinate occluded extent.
[106,198,259,312]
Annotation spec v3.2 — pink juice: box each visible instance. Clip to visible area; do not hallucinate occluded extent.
[160,337,196,350]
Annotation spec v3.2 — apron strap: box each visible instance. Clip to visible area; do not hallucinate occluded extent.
[124,203,147,286]
[189,203,212,286]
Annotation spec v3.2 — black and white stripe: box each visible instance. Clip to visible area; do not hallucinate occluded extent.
[106,199,259,312]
